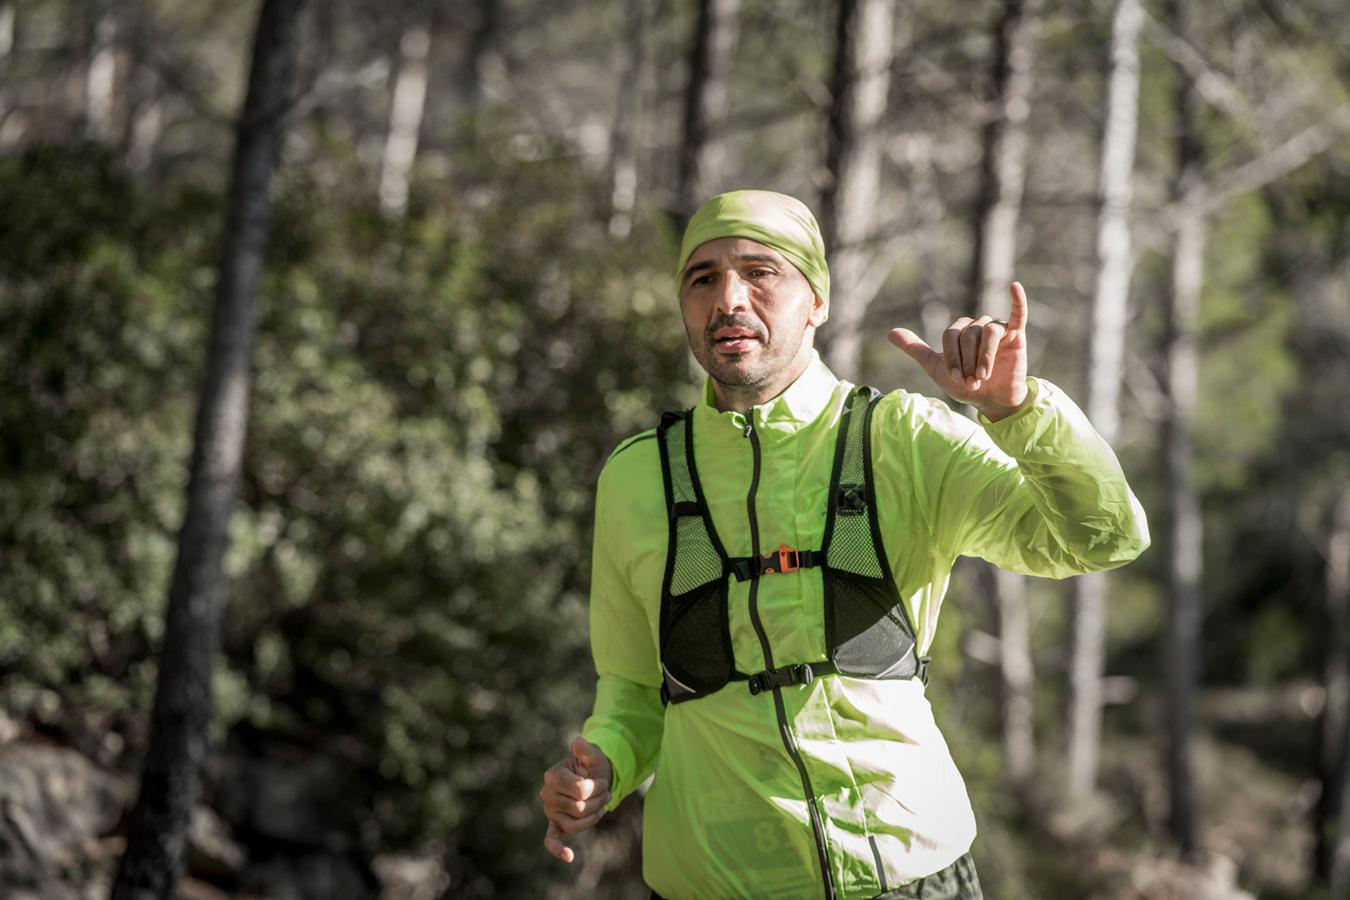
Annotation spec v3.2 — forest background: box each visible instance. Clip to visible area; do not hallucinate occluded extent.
[1,0,1349,898]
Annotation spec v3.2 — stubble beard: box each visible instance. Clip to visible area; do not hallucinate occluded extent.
[689,312,809,393]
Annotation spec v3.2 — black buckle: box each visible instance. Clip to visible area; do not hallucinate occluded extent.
[837,483,867,515]
[747,663,815,696]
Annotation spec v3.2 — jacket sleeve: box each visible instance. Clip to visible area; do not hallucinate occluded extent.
[580,460,665,811]
[893,376,1150,578]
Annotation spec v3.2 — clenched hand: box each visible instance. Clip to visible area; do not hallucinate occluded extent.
[540,736,613,863]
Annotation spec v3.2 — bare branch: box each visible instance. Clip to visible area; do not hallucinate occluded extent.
[1141,10,1259,131]
[1137,107,1350,254]
[1198,108,1350,216]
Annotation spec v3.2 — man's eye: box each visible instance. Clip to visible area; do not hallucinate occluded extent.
[692,274,714,286]
[748,268,773,278]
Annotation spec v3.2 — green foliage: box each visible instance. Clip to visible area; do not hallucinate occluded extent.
[0,134,689,894]
[0,144,205,728]
[1195,193,1294,492]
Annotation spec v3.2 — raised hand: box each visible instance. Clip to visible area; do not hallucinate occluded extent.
[540,736,613,863]
[887,282,1031,421]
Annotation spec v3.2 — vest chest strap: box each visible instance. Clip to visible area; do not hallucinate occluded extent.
[732,655,931,697]
[735,661,835,695]
[727,544,821,582]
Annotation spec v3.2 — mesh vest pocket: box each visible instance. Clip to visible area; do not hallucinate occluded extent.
[661,582,732,698]
[827,570,918,679]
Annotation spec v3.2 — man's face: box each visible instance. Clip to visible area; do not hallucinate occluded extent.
[678,237,827,392]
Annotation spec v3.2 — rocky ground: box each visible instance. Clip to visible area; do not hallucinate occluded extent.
[0,684,1331,899]
[0,708,445,900]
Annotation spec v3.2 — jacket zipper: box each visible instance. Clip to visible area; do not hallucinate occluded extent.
[744,419,837,900]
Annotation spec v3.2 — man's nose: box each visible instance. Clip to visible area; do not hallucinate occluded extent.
[714,272,750,314]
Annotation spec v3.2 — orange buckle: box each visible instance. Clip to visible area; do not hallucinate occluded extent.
[775,544,800,573]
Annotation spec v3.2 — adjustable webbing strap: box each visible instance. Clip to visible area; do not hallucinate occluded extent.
[726,545,821,582]
[733,655,930,697]
[732,661,837,696]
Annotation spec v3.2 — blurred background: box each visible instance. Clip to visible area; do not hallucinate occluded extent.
[1,0,1348,897]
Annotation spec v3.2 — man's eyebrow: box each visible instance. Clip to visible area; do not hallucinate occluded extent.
[681,253,781,284]
[682,259,716,283]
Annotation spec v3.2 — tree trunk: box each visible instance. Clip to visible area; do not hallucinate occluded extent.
[124,96,163,176]
[0,2,11,63]
[1162,0,1205,856]
[119,11,164,176]
[84,0,117,142]
[1162,193,1205,860]
[1335,704,1350,900]
[968,0,1040,315]
[673,0,740,227]
[110,1,304,896]
[992,566,1035,782]
[607,0,650,239]
[0,1,16,137]
[1317,491,1350,887]
[379,13,432,218]
[464,0,502,111]
[967,0,1041,791]
[1066,0,1142,799]
[818,0,897,381]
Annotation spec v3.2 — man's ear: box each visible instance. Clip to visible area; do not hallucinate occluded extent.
[808,293,829,328]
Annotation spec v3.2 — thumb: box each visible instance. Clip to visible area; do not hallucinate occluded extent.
[570,736,605,773]
[887,328,940,375]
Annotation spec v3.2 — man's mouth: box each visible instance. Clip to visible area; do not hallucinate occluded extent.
[712,328,762,354]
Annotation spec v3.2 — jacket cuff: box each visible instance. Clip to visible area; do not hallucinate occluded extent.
[978,376,1051,451]
[580,726,637,812]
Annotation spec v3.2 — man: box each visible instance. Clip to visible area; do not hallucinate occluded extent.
[539,190,1149,899]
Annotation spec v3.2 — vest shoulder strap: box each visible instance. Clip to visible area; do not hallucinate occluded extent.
[656,409,736,703]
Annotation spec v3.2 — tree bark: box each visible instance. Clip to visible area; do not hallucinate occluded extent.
[1066,0,1142,799]
[1317,491,1350,887]
[607,0,650,239]
[966,0,1041,791]
[110,1,304,896]
[818,0,897,382]
[1162,0,1205,857]
[379,12,432,218]
[673,0,740,227]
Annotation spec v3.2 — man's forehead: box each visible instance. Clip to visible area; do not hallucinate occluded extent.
[683,237,786,270]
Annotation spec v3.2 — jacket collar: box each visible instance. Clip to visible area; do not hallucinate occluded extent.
[696,350,843,435]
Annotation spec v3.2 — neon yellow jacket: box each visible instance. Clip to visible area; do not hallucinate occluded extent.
[582,355,1149,899]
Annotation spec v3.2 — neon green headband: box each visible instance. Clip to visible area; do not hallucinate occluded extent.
[676,190,831,307]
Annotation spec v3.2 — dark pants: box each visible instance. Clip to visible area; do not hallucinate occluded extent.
[650,851,984,900]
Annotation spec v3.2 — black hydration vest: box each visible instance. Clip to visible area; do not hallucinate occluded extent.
[656,385,928,704]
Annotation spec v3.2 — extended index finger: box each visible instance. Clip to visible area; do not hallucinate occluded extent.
[544,820,575,863]
[1008,282,1029,332]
